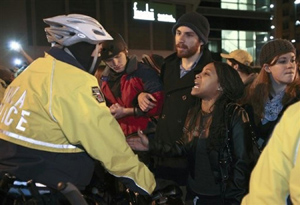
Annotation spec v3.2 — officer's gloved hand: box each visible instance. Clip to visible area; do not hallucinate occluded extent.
[152,178,183,201]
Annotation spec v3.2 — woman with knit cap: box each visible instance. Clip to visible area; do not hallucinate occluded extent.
[241,39,300,151]
[128,62,258,204]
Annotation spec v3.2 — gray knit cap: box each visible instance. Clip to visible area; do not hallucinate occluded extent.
[172,12,210,44]
[259,39,296,66]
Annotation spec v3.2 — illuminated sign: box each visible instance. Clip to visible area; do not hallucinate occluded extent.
[133,1,176,23]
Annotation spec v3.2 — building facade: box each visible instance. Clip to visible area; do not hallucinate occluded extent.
[272,0,300,58]
[1,0,298,68]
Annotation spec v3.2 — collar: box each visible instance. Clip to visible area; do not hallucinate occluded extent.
[179,52,202,78]
[47,47,85,71]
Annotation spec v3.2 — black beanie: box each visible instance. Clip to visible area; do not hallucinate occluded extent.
[172,12,210,44]
[101,31,127,61]
[259,39,296,66]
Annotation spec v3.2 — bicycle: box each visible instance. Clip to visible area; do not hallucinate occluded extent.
[0,172,184,205]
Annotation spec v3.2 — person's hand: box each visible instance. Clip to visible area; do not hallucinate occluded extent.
[137,92,157,112]
[110,103,126,119]
[126,129,149,151]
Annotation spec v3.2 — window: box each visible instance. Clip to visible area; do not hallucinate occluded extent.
[220,30,268,65]
[282,8,289,16]
[220,0,269,11]
[283,20,289,30]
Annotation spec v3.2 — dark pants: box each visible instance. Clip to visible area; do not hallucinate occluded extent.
[152,156,189,186]
[185,186,222,205]
[0,139,94,190]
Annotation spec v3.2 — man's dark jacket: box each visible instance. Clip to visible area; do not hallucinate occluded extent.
[153,46,214,185]
[157,46,214,144]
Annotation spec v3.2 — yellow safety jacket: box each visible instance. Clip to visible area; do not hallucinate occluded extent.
[0,78,7,102]
[242,102,300,204]
[0,50,155,194]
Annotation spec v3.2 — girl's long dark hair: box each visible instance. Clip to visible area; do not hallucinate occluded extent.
[185,62,244,150]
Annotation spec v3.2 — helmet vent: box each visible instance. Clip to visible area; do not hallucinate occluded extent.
[69,31,76,36]
[67,20,85,24]
[93,29,105,36]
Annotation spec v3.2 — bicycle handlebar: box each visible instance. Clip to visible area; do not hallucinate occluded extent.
[57,182,88,205]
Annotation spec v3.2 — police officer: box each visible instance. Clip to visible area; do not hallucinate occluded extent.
[0,14,155,197]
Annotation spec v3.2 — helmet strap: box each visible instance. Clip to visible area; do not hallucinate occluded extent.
[64,47,76,59]
[88,43,100,74]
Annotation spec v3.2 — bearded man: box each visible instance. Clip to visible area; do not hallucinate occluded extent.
[137,12,214,189]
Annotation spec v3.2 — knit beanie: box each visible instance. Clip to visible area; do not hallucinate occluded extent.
[101,31,127,61]
[259,39,296,66]
[172,12,210,44]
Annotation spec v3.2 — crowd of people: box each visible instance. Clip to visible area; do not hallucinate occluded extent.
[0,11,299,205]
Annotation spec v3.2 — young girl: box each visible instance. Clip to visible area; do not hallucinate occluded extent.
[127,61,258,204]
[242,39,300,151]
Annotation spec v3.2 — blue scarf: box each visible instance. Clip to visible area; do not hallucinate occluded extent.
[262,90,284,125]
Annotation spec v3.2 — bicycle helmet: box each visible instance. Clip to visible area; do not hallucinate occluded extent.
[44,14,112,46]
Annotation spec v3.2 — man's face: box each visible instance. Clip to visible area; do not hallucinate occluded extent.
[175,26,202,58]
[104,51,127,73]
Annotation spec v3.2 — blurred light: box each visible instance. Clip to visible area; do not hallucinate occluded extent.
[9,41,21,51]
[264,37,268,42]
[270,15,274,20]
[291,39,296,43]
[14,58,22,66]
[271,25,275,29]
[270,36,274,40]
[295,0,300,4]
[270,4,274,8]
[296,20,300,26]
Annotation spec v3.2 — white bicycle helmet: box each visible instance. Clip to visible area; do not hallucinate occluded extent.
[44,14,112,46]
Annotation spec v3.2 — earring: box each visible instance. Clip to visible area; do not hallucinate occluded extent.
[217,86,223,91]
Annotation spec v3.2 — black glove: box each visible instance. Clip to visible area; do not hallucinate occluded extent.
[152,178,183,201]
